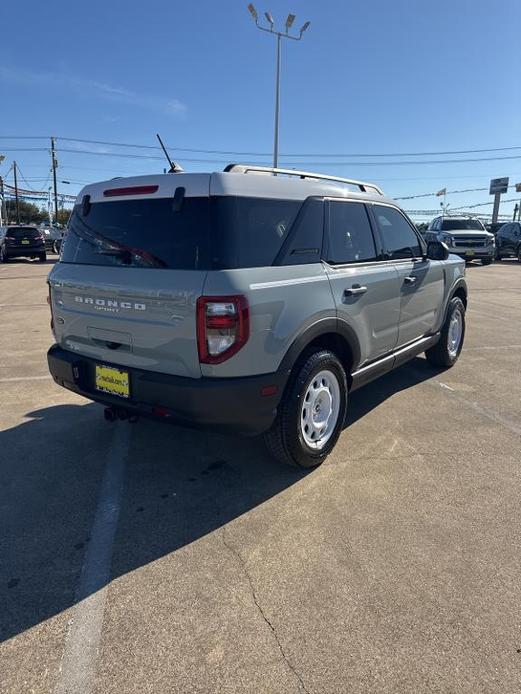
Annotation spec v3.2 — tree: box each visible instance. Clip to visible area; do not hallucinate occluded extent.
[56,208,72,227]
[5,200,47,225]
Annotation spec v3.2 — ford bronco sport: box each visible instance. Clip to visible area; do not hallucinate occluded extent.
[47,165,467,468]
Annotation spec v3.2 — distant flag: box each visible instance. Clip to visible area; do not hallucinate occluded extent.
[436,187,447,197]
[515,183,521,192]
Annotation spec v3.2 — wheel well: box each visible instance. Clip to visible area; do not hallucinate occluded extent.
[453,286,467,308]
[297,332,354,386]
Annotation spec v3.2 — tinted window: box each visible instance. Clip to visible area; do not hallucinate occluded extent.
[374,206,422,259]
[61,196,302,270]
[499,224,511,236]
[441,219,484,231]
[213,197,300,268]
[275,198,324,266]
[327,201,377,264]
[8,227,39,239]
[62,198,211,269]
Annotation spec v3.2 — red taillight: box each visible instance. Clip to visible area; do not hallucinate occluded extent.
[197,295,249,364]
[103,185,159,197]
[5,236,15,241]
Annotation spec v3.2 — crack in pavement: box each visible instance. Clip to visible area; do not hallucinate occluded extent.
[220,529,310,694]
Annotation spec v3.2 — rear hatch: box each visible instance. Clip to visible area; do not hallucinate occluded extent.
[6,226,43,248]
[49,174,211,378]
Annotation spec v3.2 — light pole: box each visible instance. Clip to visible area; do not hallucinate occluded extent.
[247,5,310,168]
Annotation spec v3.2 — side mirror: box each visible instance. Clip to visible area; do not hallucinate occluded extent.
[427,240,449,261]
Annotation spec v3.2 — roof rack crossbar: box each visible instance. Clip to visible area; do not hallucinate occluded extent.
[223,164,384,195]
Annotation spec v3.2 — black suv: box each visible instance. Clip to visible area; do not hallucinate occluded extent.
[0,226,47,263]
[495,222,521,262]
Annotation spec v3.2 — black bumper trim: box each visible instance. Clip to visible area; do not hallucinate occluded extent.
[47,344,286,436]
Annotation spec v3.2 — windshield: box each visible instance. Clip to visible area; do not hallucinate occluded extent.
[61,196,301,270]
[441,219,484,231]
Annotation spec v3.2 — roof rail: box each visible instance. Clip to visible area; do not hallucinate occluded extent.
[223,164,384,196]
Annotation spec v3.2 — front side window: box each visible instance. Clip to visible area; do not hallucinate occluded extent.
[374,205,422,260]
[326,201,377,264]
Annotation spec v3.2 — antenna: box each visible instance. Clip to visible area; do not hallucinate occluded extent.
[156,133,183,173]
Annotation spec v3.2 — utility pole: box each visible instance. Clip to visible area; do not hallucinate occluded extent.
[247,5,310,168]
[13,161,20,224]
[0,176,6,226]
[51,137,59,225]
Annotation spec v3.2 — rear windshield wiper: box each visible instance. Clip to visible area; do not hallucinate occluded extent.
[71,214,167,268]
[95,246,167,268]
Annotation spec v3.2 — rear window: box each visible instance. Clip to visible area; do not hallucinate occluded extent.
[8,227,39,238]
[441,219,484,231]
[61,196,302,270]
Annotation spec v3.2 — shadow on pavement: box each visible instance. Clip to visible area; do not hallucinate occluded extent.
[0,356,442,643]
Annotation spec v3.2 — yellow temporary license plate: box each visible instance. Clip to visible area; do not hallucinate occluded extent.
[466,250,475,256]
[95,364,129,399]
[21,239,30,245]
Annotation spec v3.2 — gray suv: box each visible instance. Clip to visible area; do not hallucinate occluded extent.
[425,215,495,264]
[47,165,467,468]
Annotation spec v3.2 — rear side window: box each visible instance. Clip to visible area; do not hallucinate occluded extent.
[62,198,211,270]
[373,205,422,259]
[326,201,377,264]
[212,197,301,269]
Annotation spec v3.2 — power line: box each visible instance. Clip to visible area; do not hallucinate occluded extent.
[3,135,521,159]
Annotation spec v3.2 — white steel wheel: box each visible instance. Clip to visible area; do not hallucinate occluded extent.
[447,308,463,359]
[300,369,341,450]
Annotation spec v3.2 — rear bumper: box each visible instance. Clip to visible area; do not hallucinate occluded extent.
[5,246,45,257]
[47,344,286,436]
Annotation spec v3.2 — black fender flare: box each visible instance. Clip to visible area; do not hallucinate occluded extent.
[277,316,362,381]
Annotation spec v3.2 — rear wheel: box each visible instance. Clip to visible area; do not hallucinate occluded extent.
[39,252,47,263]
[517,247,521,263]
[0,248,8,263]
[482,258,493,265]
[425,297,465,368]
[264,350,348,468]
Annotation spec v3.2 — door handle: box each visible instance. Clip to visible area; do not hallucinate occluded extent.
[404,276,416,285]
[344,284,368,297]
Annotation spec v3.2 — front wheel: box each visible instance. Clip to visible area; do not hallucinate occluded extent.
[425,297,466,368]
[264,350,348,468]
[39,253,47,263]
[482,258,493,265]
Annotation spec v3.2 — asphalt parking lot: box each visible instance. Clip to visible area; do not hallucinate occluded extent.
[1,257,520,694]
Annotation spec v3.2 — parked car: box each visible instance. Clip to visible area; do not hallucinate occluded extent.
[41,226,63,253]
[47,165,467,468]
[486,222,507,237]
[495,221,521,261]
[425,216,495,265]
[0,225,46,262]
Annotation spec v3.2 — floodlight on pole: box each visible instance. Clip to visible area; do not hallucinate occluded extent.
[246,5,310,168]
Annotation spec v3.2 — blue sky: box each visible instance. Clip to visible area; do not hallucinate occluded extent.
[1,0,521,220]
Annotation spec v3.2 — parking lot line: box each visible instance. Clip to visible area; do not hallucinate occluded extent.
[54,423,130,694]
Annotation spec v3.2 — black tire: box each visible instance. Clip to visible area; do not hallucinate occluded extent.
[495,249,502,261]
[264,350,348,469]
[53,240,61,254]
[425,297,465,368]
[482,258,493,265]
[0,248,8,263]
[518,247,521,263]
[39,253,47,263]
